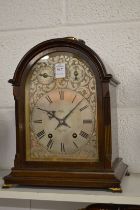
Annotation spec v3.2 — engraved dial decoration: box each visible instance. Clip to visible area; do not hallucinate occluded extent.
[25,52,98,161]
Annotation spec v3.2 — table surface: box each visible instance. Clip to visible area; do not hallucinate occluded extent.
[0,170,140,205]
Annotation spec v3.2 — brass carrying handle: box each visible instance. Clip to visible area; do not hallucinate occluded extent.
[64,36,85,44]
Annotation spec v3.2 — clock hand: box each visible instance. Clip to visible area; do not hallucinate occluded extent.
[39,73,53,78]
[55,99,84,130]
[37,107,71,128]
[54,120,71,130]
[37,108,60,121]
[63,98,84,121]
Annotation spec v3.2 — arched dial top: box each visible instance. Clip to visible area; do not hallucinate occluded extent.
[9,37,119,87]
[25,51,98,162]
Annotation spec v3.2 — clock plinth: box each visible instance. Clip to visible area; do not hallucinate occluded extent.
[4,158,127,191]
[4,37,127,191]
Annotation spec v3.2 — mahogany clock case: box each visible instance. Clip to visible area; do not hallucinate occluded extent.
[3,37,128,190]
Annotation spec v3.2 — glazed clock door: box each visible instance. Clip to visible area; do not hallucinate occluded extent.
[25,51,99,163]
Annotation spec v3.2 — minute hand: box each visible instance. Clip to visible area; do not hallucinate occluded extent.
[62,98,84,121]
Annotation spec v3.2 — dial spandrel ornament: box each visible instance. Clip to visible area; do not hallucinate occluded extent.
[4,37,128,191]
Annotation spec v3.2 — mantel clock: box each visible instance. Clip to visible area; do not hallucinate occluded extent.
[3,37,128,192]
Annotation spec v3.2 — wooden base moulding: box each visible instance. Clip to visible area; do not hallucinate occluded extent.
[3,158,128,192]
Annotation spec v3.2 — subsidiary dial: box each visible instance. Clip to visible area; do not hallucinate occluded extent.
[37,64,54,85]
[69,64,85,83]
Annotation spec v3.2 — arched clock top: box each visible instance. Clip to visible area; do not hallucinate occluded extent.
[8,38,118,86]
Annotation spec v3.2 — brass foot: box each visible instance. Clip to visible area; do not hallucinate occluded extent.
[109,187,122,193]
[2,184,15,188]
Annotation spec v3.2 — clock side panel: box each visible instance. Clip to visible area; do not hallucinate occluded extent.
[109,82,128,179]
[109,83,119,164]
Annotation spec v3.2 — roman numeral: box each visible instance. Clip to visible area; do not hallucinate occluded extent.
[72,95,77,103]
[79,105,88,112]
[37,130,45,139]
[59,90,64,100]
[33,120,42,123]
[83,119,92,124]
[61,143,65,152]
[79,130,89,139]
[46,95,53,103]
[47,139,54,150]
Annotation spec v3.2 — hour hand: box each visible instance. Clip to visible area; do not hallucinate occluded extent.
[47,111,56,119]
[37,107,71,129]
[39,73,53,78]
[37,107,58,120]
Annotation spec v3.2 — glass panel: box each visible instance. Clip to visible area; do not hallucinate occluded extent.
[25,51,98,162]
